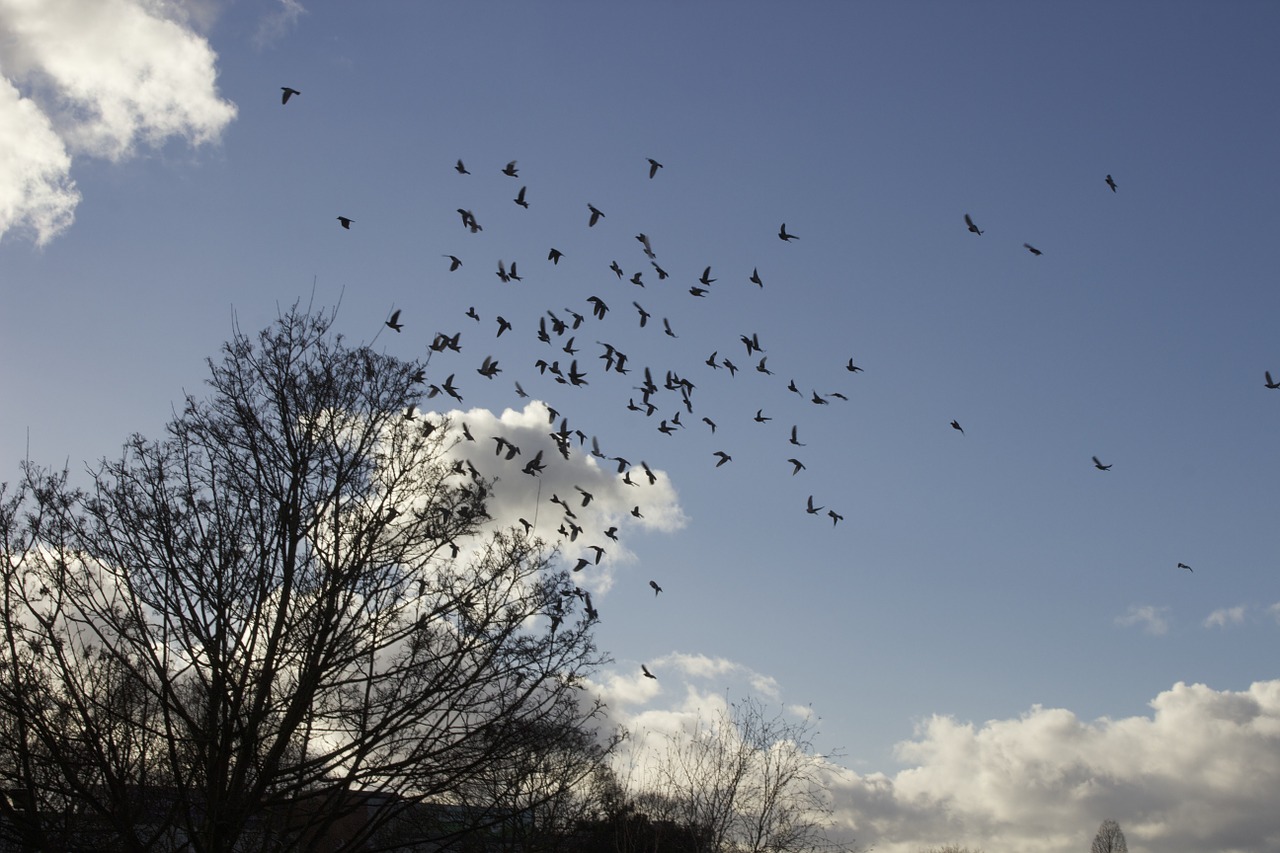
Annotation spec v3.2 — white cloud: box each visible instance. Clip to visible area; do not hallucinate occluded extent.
[1268,602,1280,624]
[1115,604,1170,636]
[839,680,1280,853]
[1204,606,1246,629]
[0,0,236,244]
[426,400,687,595]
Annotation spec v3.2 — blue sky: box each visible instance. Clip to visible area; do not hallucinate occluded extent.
[3,3,1280,851]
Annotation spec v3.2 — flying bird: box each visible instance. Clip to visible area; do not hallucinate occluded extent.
[454,159,470,175]
[514,186,529,208]
[964,214,983,235]
[647,158,664,179]
[587,204,605,227]
[1023,243,1042,256]
[636,233,655,258]
[1092,456,1112,471]
[1265,371,1280,389]
[641,664,657,680]
[713,451,732,467]
[750,267,763,287]
[1105,174,1117,192]
[787,458,806,475]
[806,495,823,515]
[502,160,519,177]
[778,223,799,241]
[1177,562,1192,572]
[548,247,564,264]
[444,254,462,271]
[385,309,403,332]
[337,216,353,229]
[649,579,663,596]
[828,510,844,526]
[281,87,300,104]
[950,420,963,434]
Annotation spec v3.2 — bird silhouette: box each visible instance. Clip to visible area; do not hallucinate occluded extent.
[514,186,529,208]
[846,358,863,373]
[1265,371,1280,389]
[828,510,843,526]
[385,309,402,332]
[337,216,353,229]
[649,579,663,596]
[1177,562,1192,572]
[548,247,564,264]
[713,451,732,467]
[789,425,805,446]
[641,664,657,679]
[636,233,655,258]
[750,267,764,287]
[444,254,462,271]
[754,409,771,423]
[699,266,716,286]
[806,495,823,514]
[778,223,799,241]
[964,214,983,235]
[787,458,805,475]
[495,316,512,337]
[502,160,519,177]
[1023,243,1042,256]
[587,204,605,227]
[950,420,963,434]
[1105,174,1117,192]
[648,158,663,179]
[281,87,300,104]
[1092,456,1112,471]
[454,159,470,175]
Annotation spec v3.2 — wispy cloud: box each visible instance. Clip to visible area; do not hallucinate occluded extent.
[1115,604,1170,635]
[253,0,306,50]
[1204,606,1246,629]
[0,0,236,245]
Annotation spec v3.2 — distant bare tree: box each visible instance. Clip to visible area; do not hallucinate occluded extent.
[643,696,857,853]
[0,306,606,853]
[1090,819,1128,853]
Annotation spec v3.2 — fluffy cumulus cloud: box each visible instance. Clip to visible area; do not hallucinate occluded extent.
[822,680,1280,853]
[0,0,236,244]
[424,400,687,595]
[1204,605,1247,629]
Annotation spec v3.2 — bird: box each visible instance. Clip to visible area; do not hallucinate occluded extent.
[337,216,353,229]
[454,159,470,175]
[548,247,564,265]
[587,204,605,227]
[1177,562,1192,572]
[522,450,546,476]
[641,664,657,680]
[444,254,462,271]
[663,318,677,338]
[754,409,771,423]
[636,233,655,258]
[699,266,716,286]
[1092,456,1112,471]
[604,526,619,541]
[514,186,529,208]
[648,158,663,179]
[610,260,624,278]
[787,458,805,475]
[631,506,643,518]
[502,160,519,177]
[828,510,844,526]
[778,223,799,241]
[1265,370,1280,389]
[281,86,300,104]
[1023,243,1042,256]
[1105,174,1117,192]
[964,214,983,235]
[789,425,805,446]
[649,579,662,596]
[633,302,650,327]
[750,268,763,287]
[495,316,512,337]
[713,451,732,467]
[846,358,864,373]
[477,356,500,378]
[806,495,823,515]
[950,420,963,434]
[385,309,403,332]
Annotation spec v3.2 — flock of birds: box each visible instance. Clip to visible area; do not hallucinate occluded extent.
[276,86,1278,676]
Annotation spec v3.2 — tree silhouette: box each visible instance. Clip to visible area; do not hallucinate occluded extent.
[1090,819,1128,853]
[0,305,606,852]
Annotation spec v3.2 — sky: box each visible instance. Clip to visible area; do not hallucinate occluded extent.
[2,2,1279,851]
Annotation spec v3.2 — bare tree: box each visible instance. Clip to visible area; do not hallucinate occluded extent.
[1090,819,1128,853]
[643,696,857,853]
[0,306,607,852]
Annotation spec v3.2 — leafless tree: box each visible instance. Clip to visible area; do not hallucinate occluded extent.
[642,696,858,853]
[1090,819,1128,853]
[0,306,606,852]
